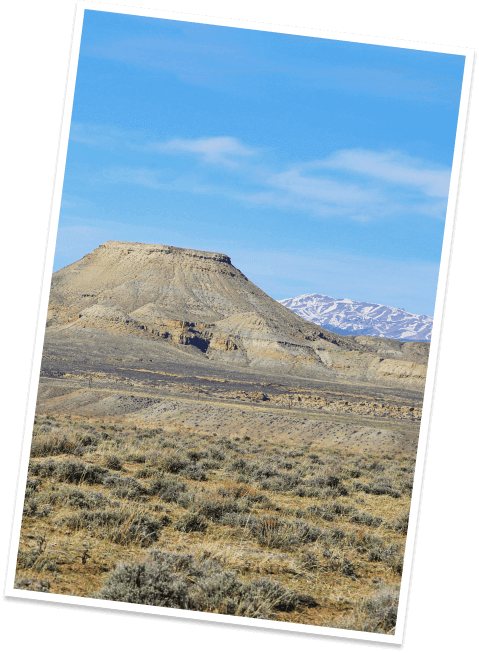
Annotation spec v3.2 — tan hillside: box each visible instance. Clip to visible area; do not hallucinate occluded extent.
[45,241,428,389]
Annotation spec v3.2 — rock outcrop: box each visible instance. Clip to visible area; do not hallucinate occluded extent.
[45,241,429,389]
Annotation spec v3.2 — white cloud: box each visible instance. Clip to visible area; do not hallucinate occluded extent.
[236,148,450,220]
[147,136,257,165]
[70,123,451,222]
[315,148,451,197]
[264,167,381,205]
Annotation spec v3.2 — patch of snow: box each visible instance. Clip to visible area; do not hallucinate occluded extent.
[278,293,433,341]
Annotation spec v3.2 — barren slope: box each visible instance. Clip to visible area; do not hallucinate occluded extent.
[45,241,429,390]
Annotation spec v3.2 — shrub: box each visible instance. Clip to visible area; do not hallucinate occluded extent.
[369,482,401,498]
[24,477,41,498]
[182,465,208,482]
[325,474,340,488]
[149,476,188,503]
[79,433,98,446]
[162,455,189,474]
[63,488,110,509]
[368,461,386,472]
[28,460,56,478]
[127,453,147,464]
[198,497,245,522]
[103,475,147,499]
[391,512,409,534]
[105,455,122,471]
[349,512,383,528]
[127,514,164,546]
[341,557,357,578]
[236,578,318,614]
[14,577,51,593]
[352,481,401,498]
[247,516,323,550]
[358,585,399,633]
[30,431,82,457]
[95,554,191,608]
[301,551,321,571]
[228,458,249,473]
[261,472,301,492]
[55,460,108,485]
[58,508,164,546]
[28,459,108,484]
[95,550,317,618]
[37,504,52,518]
[207,447,226,461]
[367,544,403,574]
[22,499,37,517]
[253,464,278,481]
[135,467,156,479]
[174,513,208,533]
[400,475,415,495]
[186,450,206,465]
[201,459,221,470]
[17,535,57,572]
[307,502,352,522]
[324,584,399,634]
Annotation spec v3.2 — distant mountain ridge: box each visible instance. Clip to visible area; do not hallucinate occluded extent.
[278,293,433,341]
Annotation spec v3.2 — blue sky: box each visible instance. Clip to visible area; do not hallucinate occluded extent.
[57,9,465,316]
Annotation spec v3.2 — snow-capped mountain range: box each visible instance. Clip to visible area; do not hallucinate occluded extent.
[279,293,433,341]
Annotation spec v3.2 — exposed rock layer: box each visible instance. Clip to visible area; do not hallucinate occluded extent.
[46,241,429,390]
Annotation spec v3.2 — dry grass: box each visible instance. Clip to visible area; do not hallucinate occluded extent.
[14,414,415,634]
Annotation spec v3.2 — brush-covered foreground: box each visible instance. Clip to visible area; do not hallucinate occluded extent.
[15,415,414,634]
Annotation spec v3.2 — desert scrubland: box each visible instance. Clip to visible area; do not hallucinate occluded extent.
[15,242,426,634]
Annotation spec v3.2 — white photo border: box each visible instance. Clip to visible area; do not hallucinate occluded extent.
[4,1,475,645]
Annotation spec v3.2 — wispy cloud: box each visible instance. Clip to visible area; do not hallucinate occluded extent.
[70,123,451,223]
[240,154,450,221]
[266,168,378,204]
[147,136,257,165]
[315,149,451,197]
[102,166,233,198]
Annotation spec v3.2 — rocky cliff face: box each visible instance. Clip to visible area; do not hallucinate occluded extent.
[46,241,429,389]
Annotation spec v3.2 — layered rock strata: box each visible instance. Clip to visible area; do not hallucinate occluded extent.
[45,241,429,389]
